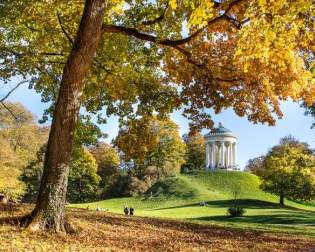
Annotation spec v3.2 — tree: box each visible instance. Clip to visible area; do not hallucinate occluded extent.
[19,146,46,202]
[182,132,205,173]
[259,137,315,205]
[67,147,100,203]
[0,137,24,201]
[21,146,100,203]
[1,0,314,231]
[114,116,186,177]
[90,143,120,197]
[244,156,265,176]
[0,102,49,201]
[303,102,315,129]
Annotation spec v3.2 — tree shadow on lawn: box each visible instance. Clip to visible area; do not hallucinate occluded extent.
[190,211,315,227]
[154,199,296,211]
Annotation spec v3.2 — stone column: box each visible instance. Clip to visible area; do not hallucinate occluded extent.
[231,143,234,167]
[211,142,216,169]
[226,142,231,168]
[234,142,237,168]
[205,143,209,170]
[220,140,225,168]
[229,142,232,168]
[232,142,235,167]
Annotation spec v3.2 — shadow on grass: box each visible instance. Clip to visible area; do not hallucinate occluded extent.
[190,211,315,227]
[154,199,282,210]
[154,199,315,213]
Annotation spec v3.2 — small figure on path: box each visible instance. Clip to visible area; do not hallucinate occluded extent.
[124,205,129,215]
[129,207,134,216]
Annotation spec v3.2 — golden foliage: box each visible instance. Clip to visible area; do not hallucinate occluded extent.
[1,0,315,131]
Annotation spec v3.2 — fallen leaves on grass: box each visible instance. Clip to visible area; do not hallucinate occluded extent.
[0,204,314,251]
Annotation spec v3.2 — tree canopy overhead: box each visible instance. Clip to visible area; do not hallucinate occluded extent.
[1,0,314,130]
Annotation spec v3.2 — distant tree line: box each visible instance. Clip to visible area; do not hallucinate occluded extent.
[21,115,191,202]
[0,102,49,201]
[1,103,206,203]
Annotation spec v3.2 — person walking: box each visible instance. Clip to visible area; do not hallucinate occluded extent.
[129,207,134,216]
[124,205,129,215]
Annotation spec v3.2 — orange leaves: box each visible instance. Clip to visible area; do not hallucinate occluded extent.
[1,206,315,251]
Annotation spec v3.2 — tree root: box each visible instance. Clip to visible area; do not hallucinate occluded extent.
[16,211,76,234]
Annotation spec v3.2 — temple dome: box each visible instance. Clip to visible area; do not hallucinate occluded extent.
[212,122,231,133]
[204,122,237,139]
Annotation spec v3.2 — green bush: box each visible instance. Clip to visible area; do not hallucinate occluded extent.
[227,206,246,217]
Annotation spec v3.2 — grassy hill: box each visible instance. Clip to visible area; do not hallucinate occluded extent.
[74,171,315,236]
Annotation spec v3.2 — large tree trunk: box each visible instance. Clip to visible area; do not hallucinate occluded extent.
[26,0,107,232]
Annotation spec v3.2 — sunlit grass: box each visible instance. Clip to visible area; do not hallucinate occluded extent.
[75,171,315,236]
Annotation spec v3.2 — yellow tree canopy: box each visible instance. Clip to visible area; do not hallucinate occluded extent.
[0,0,314,130]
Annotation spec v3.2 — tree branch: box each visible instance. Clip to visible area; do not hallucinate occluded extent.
[0,101,19,121]
[1,47,64,58]
[0,80,28,103]
[57,12,74,45]
[0,80,28,121]
[102,0,244,46]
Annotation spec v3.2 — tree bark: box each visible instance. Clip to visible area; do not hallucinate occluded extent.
[26,0,107,232]
[279,195,284,206]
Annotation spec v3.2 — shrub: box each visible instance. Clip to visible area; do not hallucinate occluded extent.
[227,206,246,217]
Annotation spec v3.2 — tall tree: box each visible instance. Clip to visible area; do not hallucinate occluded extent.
[20,0,107,232]
[1,0,314,231]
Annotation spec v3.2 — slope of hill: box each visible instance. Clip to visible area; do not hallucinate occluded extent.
[75,171,315,235]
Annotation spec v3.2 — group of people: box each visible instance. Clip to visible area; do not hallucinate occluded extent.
[124,205,134,216]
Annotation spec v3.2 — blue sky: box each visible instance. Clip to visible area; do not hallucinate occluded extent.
[2,81,314,169]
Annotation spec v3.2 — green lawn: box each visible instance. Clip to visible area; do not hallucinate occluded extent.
[74,171,315,236]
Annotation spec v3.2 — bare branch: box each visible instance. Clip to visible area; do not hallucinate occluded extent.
[40,52,64,56]
[0,79,28,124]
[0,80,28,103]
[1,47,64,58]
[0,101,19,121]
[57,12,74,45]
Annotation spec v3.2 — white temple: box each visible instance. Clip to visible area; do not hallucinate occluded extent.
[204,123,238,170]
